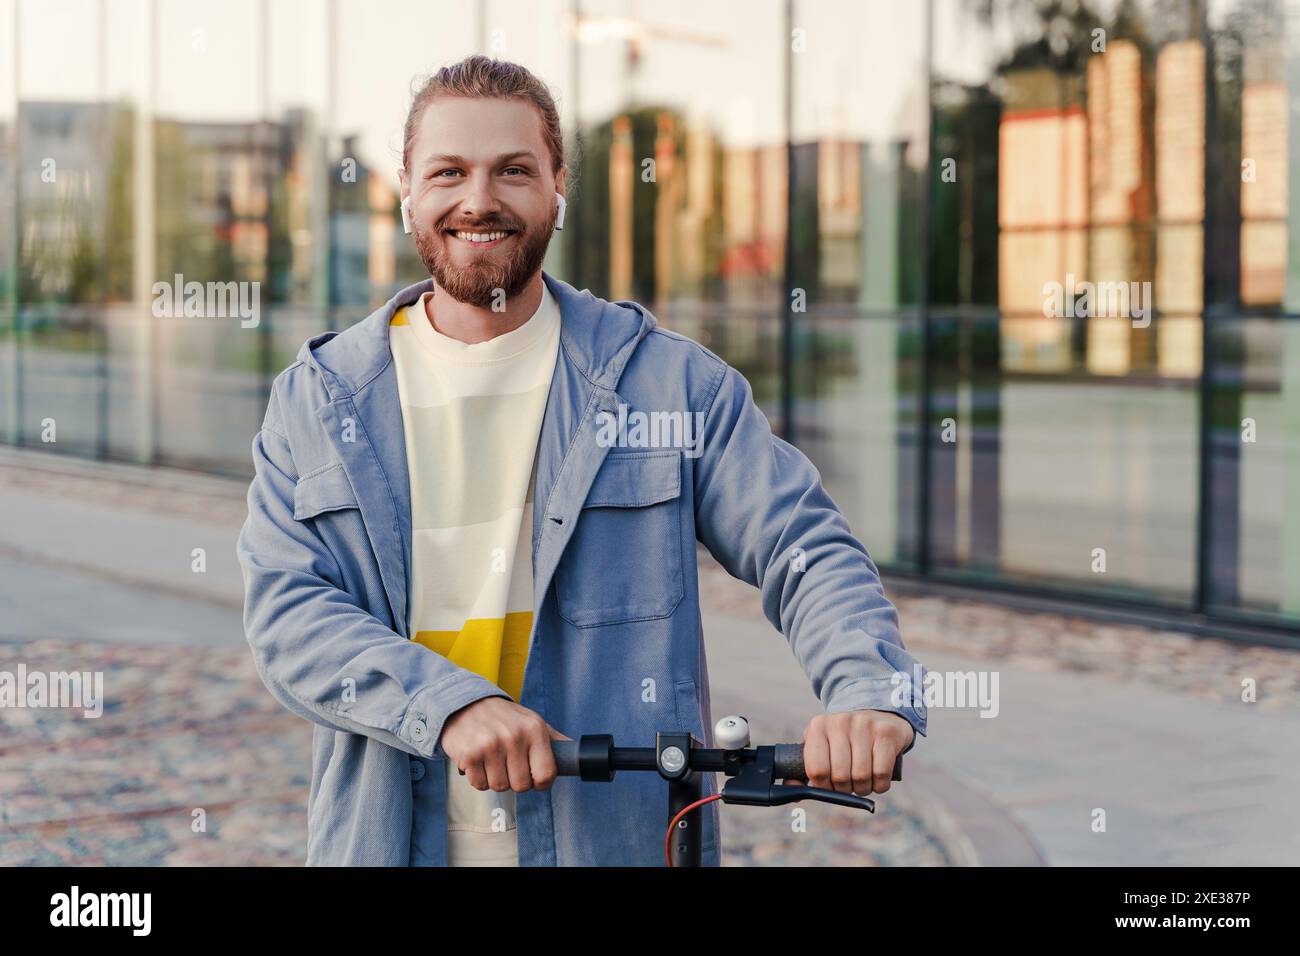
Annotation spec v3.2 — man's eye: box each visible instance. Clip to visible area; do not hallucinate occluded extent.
[431,169,460,179]
[502,166,527,176]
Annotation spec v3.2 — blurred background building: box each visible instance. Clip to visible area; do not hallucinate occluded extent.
[1,0,1298,641]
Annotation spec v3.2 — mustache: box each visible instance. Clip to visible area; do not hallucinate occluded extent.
[438,218,522,233]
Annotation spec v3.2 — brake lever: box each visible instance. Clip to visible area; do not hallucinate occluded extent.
[764,783,876,813]
[718,745,876,813]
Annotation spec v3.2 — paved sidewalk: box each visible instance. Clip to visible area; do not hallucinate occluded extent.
[0,447,248,625]
[2,446,1298,866]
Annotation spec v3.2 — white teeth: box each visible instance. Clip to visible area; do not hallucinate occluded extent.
[455,231,508,243]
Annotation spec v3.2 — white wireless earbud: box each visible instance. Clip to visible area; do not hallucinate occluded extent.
[400,196,413,235]
[555,192,566,231]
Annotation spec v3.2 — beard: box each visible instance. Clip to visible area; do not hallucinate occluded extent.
[413,210,554,309]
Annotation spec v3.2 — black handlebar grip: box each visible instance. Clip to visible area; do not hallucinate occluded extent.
[773,744,903,782]
[552,740,581,776]
[773,744,806,780]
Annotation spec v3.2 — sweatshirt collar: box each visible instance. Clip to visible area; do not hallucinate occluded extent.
[297,270,657,402]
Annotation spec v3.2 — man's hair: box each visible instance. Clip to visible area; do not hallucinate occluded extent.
[403,55,566,179]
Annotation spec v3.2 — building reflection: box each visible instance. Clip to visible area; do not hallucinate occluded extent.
[1,0,1297,635]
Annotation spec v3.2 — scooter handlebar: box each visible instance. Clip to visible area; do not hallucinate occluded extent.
[549,739,902,781]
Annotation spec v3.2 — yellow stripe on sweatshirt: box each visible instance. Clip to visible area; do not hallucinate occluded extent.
[412,611,533,701]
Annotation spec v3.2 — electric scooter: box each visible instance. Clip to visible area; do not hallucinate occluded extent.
[550,715,904,867]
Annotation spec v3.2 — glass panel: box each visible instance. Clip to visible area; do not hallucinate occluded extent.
[0,0,17,445]
[13,0,117,459]
[102,0,149,464]
[788,0,928,568]
[1204,0,1300,628]
[267,0,332,374]
[1207,0,1297,311]
[150,0,268,473]
[571,0,786,309]
[795,312,924,568]
[929,0,1203,603]
[1207,318,1300,626]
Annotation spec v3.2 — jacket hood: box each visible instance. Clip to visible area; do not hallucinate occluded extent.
[294,271,658,401]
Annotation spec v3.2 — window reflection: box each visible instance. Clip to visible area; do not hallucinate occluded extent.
[0,0,1297,631]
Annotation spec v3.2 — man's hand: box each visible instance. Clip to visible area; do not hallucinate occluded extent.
[439,697,570,793]
[799,710,914,796]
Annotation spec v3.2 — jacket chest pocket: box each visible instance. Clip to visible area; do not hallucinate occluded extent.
[293,462,360,520]
[291,461,374,597]
[555,450,685,628]
[290,461,403,633]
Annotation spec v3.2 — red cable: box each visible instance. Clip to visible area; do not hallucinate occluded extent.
[664,793,722,867]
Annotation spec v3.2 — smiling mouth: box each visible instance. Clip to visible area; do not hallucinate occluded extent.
[446,229,516,248]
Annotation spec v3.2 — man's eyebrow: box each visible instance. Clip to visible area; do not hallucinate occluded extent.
[422,150,540,168]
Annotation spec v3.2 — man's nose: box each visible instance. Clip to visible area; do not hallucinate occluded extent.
[457,172,502,220]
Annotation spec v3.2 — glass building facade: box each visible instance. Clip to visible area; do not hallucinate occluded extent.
[2,0,1299,640]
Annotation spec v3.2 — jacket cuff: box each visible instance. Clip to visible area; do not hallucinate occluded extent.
[825,675,929,739]
[399,673,513,758]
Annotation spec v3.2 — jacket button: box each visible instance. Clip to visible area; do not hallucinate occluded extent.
[410,760,426,782]
[410,716,428,742]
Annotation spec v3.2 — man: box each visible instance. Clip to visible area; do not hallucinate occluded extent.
[236,54,927,867]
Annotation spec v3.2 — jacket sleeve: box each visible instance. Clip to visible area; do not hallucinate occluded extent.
[692,362,928,741]
[235,388,510,759]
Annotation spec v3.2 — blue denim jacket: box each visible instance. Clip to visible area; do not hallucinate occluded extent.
[236,271,928,866]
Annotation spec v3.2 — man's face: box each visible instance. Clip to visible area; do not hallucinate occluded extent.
[402,96,563,309]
